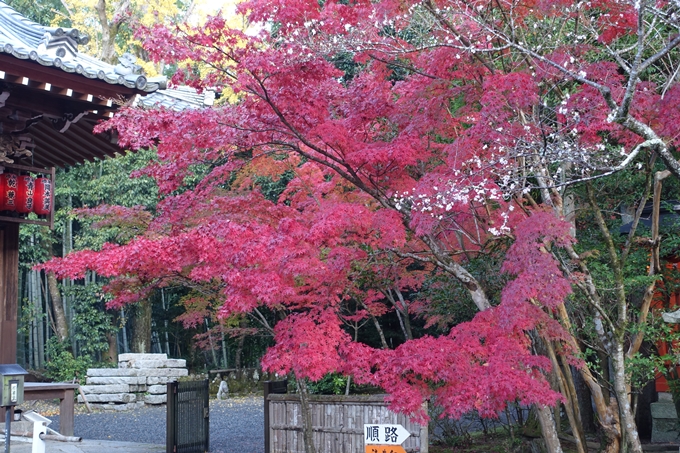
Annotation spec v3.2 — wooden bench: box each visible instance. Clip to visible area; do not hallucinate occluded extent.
[22,382,79,436]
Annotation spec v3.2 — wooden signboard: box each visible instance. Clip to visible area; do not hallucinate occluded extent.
[364,446,407,453]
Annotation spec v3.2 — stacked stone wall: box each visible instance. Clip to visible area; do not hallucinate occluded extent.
[80,353,188,410]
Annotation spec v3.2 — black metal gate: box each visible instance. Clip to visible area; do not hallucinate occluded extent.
[167,379,210,453]
[263,380,287,453]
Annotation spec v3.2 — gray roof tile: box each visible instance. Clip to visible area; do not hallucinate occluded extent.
[136,86,215,111]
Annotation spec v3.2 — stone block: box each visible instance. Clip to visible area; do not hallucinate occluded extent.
[147,385,166,394]
[89,402,144,411]
[85,376,146,385]
[651,401,677,419]
[78,393,136,403]
[144,394,167,404]
[165,359,186,368]
[651,401,680,443]
[129,384,148,392]
[147,377,172,385]
[9,421,33,436]
[130,359,187,369]
[80,384,130,394]
[659,392,674,402]
[137,368,188,377]
[129,360,167,369]
[118,353,168,362]
[87,368,138,377]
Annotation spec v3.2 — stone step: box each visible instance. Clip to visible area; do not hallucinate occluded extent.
[135,368,188,377]
[147,376,174,385]
[651,401,679,443]
[80,384,131,394]
[144,394,167,404]
[121,359,186,369]
[147,385,166,395]
[78,393,136,403]
[86,376,147,385]
[87,368,138,377]
[89,401,145,411]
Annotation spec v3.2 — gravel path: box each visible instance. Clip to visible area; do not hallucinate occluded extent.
[47,396,264,453]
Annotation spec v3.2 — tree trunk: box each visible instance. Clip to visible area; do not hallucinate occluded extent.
[296,379,317,453]
[104,293,119,363]
[121,308,129,353]
[29,267,44,369]
[235,318,248,368]
[573,368,596,433]
[612,344,643,453]
[536,405,563,453]
[47,272,69,343]
[130,300,152,353]
[542,339,587,453]
[556,303,621,452]
[206,318,218,367]
[104,331,118,364]
[388,287,413,340]
[95,0,126,64]
[235,334,246,368]
[220,329,228,368]
[161,289,171,356]
[361,301,388,349]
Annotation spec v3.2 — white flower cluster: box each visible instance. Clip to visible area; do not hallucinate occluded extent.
[392,175,511,236]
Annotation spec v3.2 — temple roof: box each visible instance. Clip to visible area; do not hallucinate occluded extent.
[0,1,167,168]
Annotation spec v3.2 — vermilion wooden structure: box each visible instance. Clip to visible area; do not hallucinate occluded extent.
[653,260,680,392]
[0,1,164,365]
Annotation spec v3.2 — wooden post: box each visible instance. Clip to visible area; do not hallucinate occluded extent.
[0,223,19,365]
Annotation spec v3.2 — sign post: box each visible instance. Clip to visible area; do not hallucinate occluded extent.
[364,423,411,453]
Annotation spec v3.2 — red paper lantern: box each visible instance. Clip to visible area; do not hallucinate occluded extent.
[33,177,52,216]
[15,175,34,213]
[0,173,18,211]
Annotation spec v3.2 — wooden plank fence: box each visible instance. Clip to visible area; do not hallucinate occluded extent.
[266,391,428,453]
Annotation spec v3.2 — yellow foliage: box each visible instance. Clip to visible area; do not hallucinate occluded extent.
[137,60,160,78]
[59,0,250,97]
[59,0,190,64]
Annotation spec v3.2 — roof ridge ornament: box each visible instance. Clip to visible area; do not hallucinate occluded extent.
[37,27,89,62]
[43,27,90,46]
[114,53,142,76]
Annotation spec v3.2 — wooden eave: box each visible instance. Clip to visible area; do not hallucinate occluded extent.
[0,56,143,169]
[0,53,140,99]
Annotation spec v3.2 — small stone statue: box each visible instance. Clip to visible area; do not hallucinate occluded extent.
[217,380,229,400]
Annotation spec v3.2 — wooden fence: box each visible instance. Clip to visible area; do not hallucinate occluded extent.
[265,390,428,453]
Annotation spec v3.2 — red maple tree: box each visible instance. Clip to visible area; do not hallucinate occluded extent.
[42,1,680,451]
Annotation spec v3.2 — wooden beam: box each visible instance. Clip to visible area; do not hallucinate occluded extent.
[67,121,120,159]
[28,124,89,165]
[2,84,114,120]
[0,215,50,227]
